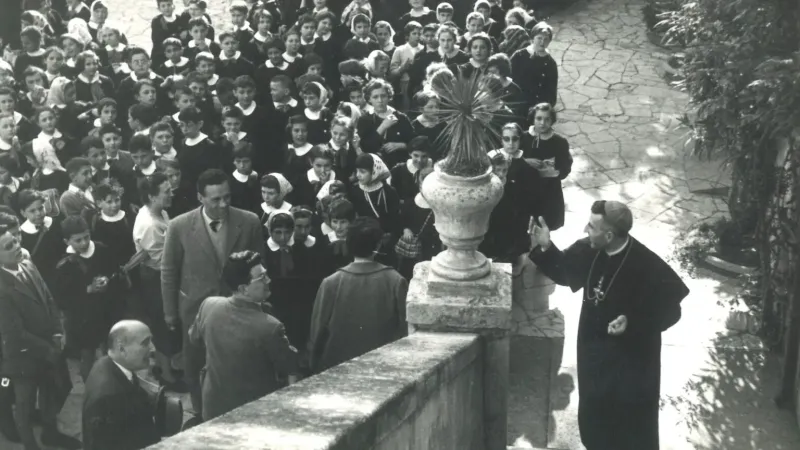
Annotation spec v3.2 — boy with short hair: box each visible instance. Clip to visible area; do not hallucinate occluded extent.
[185,17,221,60]
[55,215,119,381]
[98,124,136,173]
[157,38,191,77]
[151,0,183,69]
[90,182,137,286]
[229,0,254,44]
[178,106,230,188]
[150,122,179,161]
[229,144,260,214]
[82,135,136,207]
[116,47,166,125]
[254,40,291,94]
[409,22,441,94]
[194,52,220,91]
[233,75,266,144]
[59,157,96,218]
[217,32,255,80]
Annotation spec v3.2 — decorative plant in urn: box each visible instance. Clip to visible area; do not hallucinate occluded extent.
[420,70,508,281]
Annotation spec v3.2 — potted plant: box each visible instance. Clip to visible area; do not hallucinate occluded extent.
[420,71,507,281]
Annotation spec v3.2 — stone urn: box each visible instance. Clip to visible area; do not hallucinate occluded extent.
[420,162,504,281]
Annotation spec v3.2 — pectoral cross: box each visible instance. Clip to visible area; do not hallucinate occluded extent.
[592,275,605,306]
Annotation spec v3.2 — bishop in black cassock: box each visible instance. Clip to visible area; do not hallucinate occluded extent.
[528,200,689,450]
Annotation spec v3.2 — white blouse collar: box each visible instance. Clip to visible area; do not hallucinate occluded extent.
[274,98,299,109]
[267,235,295,251]
[307,167,335,183]
[78,73,101,84]
[101,210,126,222]
[265,59,288,70]
[184,132,208,146]
[304,108,321,120]
[106,43,126,53]
[38,129,63,140]
[129,71,156,82]
[232,170,255,183]
[281,52,297,63]
[291,142,312,156]
[218,51,241,61]
[67,240,96,259]
[139,161,157,175]
[164,57,189,68]
[261,201,292,215]
[20,216,53,234]
[237,101,256,116]
[188,38,212,48]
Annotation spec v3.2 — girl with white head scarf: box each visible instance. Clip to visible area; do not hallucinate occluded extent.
[68,18,94,47]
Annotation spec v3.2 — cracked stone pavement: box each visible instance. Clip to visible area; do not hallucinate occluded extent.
[2,0,798,449]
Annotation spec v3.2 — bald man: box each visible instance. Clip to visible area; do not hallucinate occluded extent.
[82,320,161,450]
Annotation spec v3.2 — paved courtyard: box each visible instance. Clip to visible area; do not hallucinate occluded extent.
[2,0,799,449]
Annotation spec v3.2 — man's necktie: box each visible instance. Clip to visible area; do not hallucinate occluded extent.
[131,373,140,388]
[210,220,220,232]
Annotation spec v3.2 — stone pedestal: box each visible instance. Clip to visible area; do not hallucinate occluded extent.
[407,261,512,450]
[506,258,567,449]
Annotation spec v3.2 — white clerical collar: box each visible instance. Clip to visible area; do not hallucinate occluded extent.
[307,167,335,183]
[265,59,288,70]
[106,43,126,53]
[267,235,295,251]
[261,201,291,215]
[219,51,240,61]
[281,52,297,63]
[232,170,255,183]
[20,216,52,234]
[78,73,101,84]
[38,129,63,140]
[155,147,177,160]
[206,73,219,86]
[130,71,156,82]
[304,108,321,120]
[112,359,134,381]
[67,240,96,258]
[164,57,189,68]
[606,237,631,256]
[184,133,208,146]
[188,38,212,48]
[291,142,312,156]
[101,210,126,222]
[274,98,298,109]
[139,161,157,175]
[26,49,46,57]
[236,102,256,116]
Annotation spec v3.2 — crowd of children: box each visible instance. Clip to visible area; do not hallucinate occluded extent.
[0,0,573,412]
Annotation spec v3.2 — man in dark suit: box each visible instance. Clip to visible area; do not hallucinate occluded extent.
[82,320,160,450]
[161,168,264,421]
[0,227,81,450]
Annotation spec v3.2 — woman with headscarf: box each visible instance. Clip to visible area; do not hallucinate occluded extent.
[499,25,529,57]
[27,138,69,198]
[350,153,399,257]
[67,18,93,48]
[259,172,293,237]
[47,76,89,132]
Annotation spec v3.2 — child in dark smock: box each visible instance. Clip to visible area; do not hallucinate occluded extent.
[55,216,119,382]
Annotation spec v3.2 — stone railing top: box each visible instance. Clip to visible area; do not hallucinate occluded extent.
[407,262,513,332]
[147,332,479,450]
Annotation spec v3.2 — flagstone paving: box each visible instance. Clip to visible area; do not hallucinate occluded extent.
[2,0,799,449]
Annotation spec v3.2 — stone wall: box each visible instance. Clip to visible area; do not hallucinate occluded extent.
[147,332,484,450]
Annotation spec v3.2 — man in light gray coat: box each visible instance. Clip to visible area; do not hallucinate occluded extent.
[161,169,264,421]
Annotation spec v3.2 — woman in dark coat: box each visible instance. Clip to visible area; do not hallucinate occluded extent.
[356,78,413,168]
[521,103,572,231]
[510,22,558,114]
